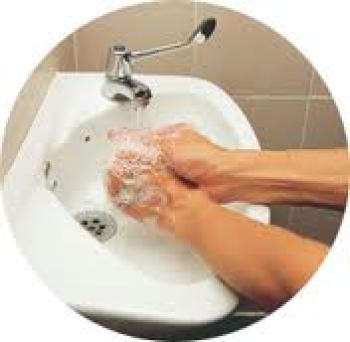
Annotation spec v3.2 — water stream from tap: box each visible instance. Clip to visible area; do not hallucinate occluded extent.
[106,101,169,217]
[135,105,144,129]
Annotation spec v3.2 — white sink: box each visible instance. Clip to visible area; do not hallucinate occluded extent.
[3,73,270,325]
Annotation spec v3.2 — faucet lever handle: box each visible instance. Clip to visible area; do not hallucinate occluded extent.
[129,17,217,61]
[103,18,217,104]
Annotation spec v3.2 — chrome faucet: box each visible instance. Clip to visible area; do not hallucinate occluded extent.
[102,17,217,107]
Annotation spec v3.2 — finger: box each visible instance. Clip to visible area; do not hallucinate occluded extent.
[105,169,123,197]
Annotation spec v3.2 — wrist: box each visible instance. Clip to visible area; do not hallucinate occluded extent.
[206,149,291,203]
[202,149,264,202]
[165,189,217,246]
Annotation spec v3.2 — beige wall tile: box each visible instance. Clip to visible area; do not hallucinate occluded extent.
[312,71,330,96]
[236,99,307,150]
[41,35,76,73]
[289,207,343,245]
[271,205,343,246]
[193,3,313,96]
[303,99,347,148]
[74,1,195,74]
[1,35,75,180]
[74,1,316,96]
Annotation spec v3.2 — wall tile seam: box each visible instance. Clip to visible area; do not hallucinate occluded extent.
[286,69,316,228]
[72,33,79,72]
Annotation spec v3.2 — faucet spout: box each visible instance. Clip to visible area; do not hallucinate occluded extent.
[102,17,217,106]
[102,76,151,107]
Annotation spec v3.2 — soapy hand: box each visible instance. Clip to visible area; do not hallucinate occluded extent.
[154,124,350,206]
[104,125,334,310]
[105,127,212,242]
[106,125,342,310]
[153,123,239,203]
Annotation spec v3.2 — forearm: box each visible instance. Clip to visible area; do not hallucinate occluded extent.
[210,148,349,207]
[173,197,328,310]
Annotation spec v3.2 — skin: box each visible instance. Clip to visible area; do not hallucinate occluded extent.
[156,124,349,207]
[106,124,349,311]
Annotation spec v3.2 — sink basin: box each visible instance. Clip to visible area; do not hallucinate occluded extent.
[3,73,270,325]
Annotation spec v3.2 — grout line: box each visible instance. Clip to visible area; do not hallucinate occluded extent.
[287,70,316,227]
[72,33,79,72]
[309,95,332,100]
[300,70,316,149]
[191,0,199,76]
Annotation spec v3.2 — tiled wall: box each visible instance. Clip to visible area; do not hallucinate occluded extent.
[0,36,76,179]
[73,1,347,245]
[2,1,347,245]
[74,1,195,75]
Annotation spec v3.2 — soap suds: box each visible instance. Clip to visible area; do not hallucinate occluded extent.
[106,128,167,212]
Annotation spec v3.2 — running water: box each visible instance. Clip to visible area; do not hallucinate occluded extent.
[135,105,144,129]
[105,103,188,220]
[131,101,147,129]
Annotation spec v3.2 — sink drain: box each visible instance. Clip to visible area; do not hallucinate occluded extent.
[74,210,117,242]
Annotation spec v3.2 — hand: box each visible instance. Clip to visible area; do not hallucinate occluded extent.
[153,124,241,203]
[105,127,213,242]
[153,123,224,181]
[155,125,350,206]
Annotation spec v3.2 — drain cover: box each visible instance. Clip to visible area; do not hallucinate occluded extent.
[74,210,117,242]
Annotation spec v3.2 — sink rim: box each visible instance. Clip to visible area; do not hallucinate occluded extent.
[3,72,270,325]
